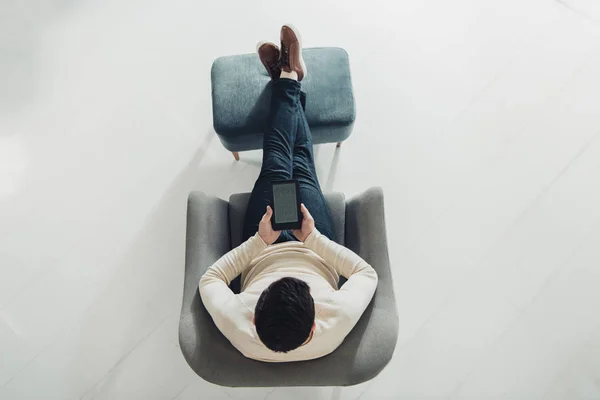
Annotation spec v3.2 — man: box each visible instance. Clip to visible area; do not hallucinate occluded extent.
[199,24,378,362]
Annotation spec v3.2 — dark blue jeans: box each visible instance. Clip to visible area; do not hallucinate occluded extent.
[242,78,335,244]
[229,79,336,293]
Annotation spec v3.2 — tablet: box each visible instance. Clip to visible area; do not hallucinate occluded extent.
[271,180,302,231]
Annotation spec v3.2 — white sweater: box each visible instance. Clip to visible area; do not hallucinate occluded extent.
[199,229,378,362]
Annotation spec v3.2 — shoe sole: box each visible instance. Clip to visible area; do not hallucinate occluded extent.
[256,41,279,79]
[256,40,276,53]
[282,23,307,81]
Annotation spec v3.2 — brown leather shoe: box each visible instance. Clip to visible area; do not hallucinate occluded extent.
[279,24,306,81]
[257,41,281,80]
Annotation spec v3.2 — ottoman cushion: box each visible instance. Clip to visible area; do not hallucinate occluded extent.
[211,47,355,152]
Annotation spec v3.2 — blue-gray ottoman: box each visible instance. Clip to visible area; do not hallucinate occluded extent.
[211,47,356,160]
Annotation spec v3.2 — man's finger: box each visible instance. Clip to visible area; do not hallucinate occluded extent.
[261,206,270,221]
[301,203,313,219]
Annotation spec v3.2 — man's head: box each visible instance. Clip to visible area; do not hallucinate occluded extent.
[254,277,315,353]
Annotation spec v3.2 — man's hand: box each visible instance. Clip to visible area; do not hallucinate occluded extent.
[258,206,281,245]
[292,203,315,242]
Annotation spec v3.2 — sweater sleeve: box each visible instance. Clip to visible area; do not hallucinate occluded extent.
[304,229,378,324]
[199,233,267,318]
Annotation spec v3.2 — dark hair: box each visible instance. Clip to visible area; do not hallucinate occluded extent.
[254,277,315,353]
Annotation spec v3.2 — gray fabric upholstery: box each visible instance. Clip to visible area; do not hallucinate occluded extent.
[179,188,398,387]
[211,47,356,152]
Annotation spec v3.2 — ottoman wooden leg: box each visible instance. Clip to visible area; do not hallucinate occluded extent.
[336,141,343,148]
[232,152,240,161]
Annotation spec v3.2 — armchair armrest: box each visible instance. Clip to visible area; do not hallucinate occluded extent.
[179,192,232,378]
[345,187,396,310]
[338,187,399,382]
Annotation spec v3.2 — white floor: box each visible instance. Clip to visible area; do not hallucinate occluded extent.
[2,0,600,398]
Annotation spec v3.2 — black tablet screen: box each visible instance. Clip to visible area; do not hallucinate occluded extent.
[273,183,298,223]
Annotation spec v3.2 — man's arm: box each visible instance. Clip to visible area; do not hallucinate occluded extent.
[199,233,267,316]
[199,205,279,319]
[304,228,378,323]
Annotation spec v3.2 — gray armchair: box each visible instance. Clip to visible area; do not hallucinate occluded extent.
[179,187,398,387]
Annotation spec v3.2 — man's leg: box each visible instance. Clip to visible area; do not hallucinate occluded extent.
[230,79,302,293]
[242,78,303,243]
[292,90,336,241]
